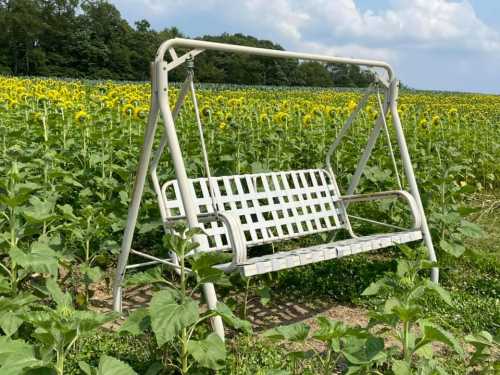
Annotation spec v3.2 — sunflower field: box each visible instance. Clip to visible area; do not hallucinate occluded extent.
[0,76,498,374]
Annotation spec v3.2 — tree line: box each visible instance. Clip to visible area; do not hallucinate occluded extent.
[0,0,375,87]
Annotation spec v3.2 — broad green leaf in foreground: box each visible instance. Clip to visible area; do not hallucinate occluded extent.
[119,308,150,336]
[97,355,138,375]
[439,239,465,258]
[417,321,464,358]
[263,322,310,342]
[215,302,252,334]
[187,333,226,370]
[149,289,199,346]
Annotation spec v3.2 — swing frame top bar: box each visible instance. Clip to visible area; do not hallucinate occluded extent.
[155,38,395,81]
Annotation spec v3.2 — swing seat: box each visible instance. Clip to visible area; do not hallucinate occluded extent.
[160,169,423,276]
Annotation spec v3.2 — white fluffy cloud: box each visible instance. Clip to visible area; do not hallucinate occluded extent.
[112,0,500,92]
[119,0,500,53]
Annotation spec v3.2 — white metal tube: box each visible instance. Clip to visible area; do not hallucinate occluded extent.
[346,92,389,197]
[389,81,438,282]
[156,38,395,81]
[113,63,160,312]
[325,85,374,174]
[377,90,403,190]
[189,72,220,213]
[156,61,225,339]
[151,76,192,221]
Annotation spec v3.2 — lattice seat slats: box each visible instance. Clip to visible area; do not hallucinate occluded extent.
[161,169,344,252]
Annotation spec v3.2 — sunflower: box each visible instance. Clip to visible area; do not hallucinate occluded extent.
[347,99,357,112]
[259,113,269,123]
[302,113,313,126]
[274,111,288,124]
[75,110,88,122]
[123,103,134,116]
[133,106,148,119]
[419,118,428,129]
[201,105,212,118]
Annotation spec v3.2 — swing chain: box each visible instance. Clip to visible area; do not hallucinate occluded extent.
[187,57,221,218]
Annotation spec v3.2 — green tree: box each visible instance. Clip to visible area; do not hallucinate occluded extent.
[294,61,334,87]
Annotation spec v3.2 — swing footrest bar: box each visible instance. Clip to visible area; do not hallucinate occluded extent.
[221,230,422,277]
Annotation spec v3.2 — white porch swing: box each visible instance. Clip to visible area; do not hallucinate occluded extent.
[112,38,438,339]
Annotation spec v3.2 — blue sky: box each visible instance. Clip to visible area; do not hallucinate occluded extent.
[111,0,500,93]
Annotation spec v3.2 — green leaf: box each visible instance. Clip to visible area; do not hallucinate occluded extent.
[78,361,95,375]
[458,221,483,238]
[10,247,59,277]
[190,251,230,270]
[22,197,57,223]
[62,176,83,188]
[149,289,199,346]
[119,308,150,336]
[215,303,252,334]
[124,268,166,287]
[0,354,49,375]
[196,267,231,286]
[408,280,451,306]
[263,322,310,342]
[464,331,495,365]
[464,331,493,346]
[58,204,78,221]
[362,280,384,296]
[397,260,411,277]
[414,342,433,359]
[392,304,421,323]
[383,297,401,314]
[0,311,24,337]
[97,355,137,375]
[0,337,47,375]
[257,286,271,306]
[313,317,348,343]
[185,226,206,239]
[423,280,452,305]
[137,221,162,234]
[344,335,385,365]
[74,310,118,333]
[45,278,72,309]
[187,333,226,370]
[81,265,103,283]
[0,336,34,361]
[392,360,412,375]
[439,239,465,258]
[144,361,163,375]
[418,322,464,357]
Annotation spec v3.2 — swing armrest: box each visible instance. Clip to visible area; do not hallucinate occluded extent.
[339,190,422,229]
[189,212,248,270]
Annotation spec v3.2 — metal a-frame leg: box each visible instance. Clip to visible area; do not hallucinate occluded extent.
[113,64,160,312]
[389,80,438,282]
[113,61,225,339]
[331,82,438,282]
[156,61,224,339]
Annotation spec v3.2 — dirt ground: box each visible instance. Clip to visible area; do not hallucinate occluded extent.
[91,281,370,336]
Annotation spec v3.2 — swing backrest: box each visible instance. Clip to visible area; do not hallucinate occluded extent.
[161,169,344,251]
